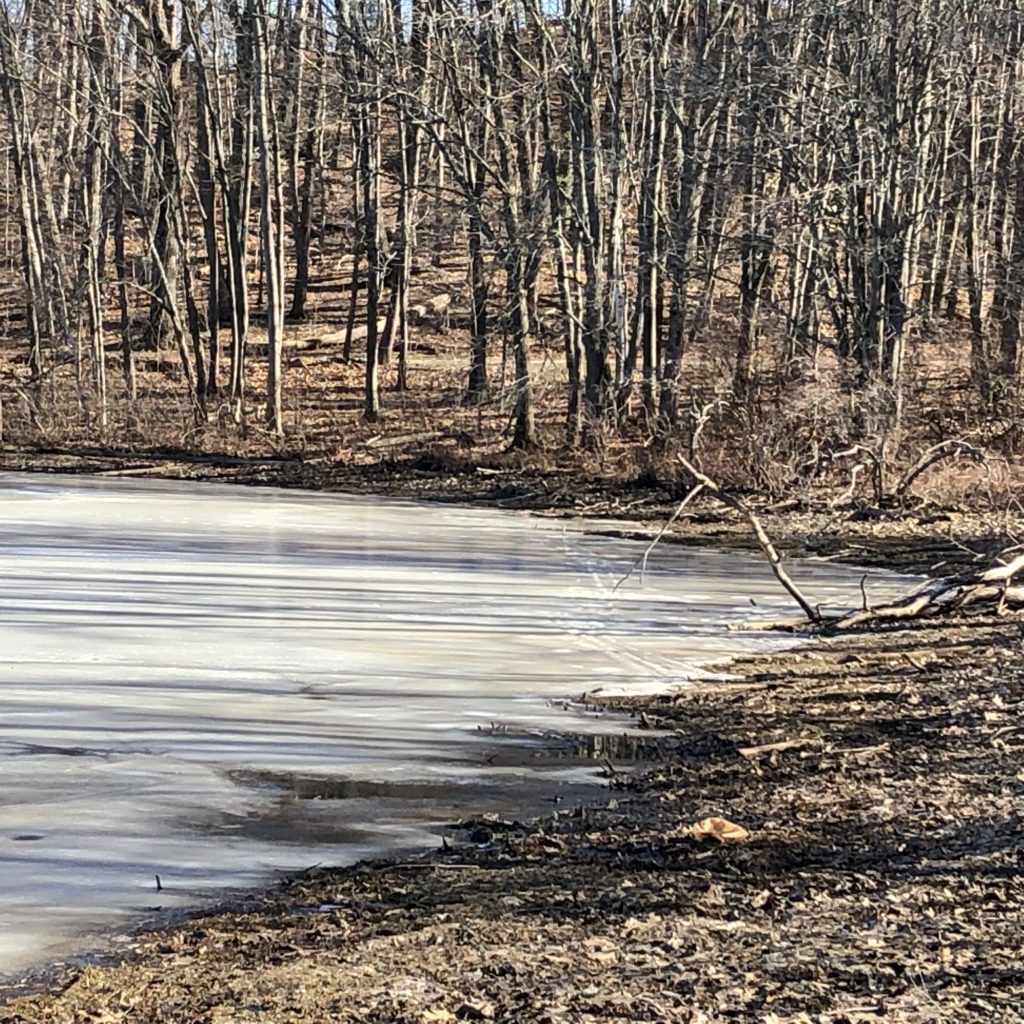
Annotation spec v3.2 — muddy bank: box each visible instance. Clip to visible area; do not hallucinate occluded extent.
[2,607,1022,1022]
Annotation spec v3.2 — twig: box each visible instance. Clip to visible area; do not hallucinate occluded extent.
[830,742,891,757]
[738,738,812,758]
[859,573,871,613]
[613,482,704,591]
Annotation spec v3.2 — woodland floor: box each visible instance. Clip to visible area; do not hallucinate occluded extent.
[0,459,1022,1023]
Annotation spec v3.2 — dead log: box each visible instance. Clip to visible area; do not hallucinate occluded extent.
[980,552,1024,584]
[834,590,941,629]
[833,545,1024,629]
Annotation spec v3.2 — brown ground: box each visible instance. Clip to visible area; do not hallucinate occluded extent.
[0,462,1022,1023]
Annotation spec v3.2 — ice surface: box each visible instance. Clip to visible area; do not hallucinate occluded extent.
[0,473,917,976]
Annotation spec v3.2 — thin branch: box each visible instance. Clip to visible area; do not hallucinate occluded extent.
[613,483,704,591]
[677,456,823,623]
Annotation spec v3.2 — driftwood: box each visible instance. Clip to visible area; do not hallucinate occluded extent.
[833,546,1024,629]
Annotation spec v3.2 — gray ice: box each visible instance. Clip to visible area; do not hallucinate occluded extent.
[0,473,916,976]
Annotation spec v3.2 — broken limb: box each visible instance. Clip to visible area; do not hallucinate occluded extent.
[613,482,704,591]
[893,440,986,500]
[676,456,823,624]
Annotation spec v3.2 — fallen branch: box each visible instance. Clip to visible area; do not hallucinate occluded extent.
[738,738,812,758]
[361,430,446,450]
[677,456,822,624]
[834,591,939,629]
[832,545,1024,630]
[819,439,986,506]
[613,482,704,591]
[824,444,884,505]
[727,616,809,632]
[980,551,1024,584]
[893,439,986,500]
[955,584,1024,609]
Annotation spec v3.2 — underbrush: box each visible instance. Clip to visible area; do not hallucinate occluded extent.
[1,325,1020,517]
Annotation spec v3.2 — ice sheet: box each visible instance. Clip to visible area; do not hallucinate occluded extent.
[0,473,916,976]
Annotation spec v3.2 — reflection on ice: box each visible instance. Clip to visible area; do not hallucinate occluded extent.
[0,473,915,977]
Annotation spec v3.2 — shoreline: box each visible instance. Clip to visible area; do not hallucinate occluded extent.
[2,445,1016,576]
[1,459,1022,1021]
[3,614,1020,1022]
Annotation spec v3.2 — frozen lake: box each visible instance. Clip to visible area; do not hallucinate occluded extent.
[0,473,914,978]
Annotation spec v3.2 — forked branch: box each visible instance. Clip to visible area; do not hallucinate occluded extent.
[893,440,986,500]
[677,456,822,623]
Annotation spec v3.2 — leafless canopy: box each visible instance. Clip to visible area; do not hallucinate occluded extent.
[0,0,1020,468]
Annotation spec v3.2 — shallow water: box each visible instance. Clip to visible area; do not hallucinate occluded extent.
[0,473,914,976]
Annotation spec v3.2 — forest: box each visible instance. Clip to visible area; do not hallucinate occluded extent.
[0,0,1022,498]
[3,4,1024,1019]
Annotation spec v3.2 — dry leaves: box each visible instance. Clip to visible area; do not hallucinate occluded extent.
[691,817,751,843]
[419,1009,455,1024]
[454,1000,495,1020]
[581,936,619,965]
[4,614,1022,1024]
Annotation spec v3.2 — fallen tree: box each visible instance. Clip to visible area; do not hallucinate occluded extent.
[676,456,823,623]
[834,548,1024,629]
[658,457,1024,631]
